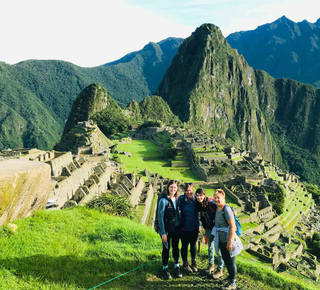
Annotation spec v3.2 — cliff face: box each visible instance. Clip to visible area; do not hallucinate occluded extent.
[158,24,275,160]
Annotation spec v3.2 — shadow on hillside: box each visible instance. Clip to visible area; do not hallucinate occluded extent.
[1,254,160,289]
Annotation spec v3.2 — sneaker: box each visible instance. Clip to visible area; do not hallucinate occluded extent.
[175,266,182,278]
[224,282,236,290]
[163,268,172,280]
[212,268,223,279]
[191,261,198,273]
[206,263,215,274]
[182,262,193,273]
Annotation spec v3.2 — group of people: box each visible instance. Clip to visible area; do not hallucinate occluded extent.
[157,180,240,290]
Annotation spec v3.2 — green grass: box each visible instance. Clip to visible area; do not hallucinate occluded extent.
[0,207,161,290]
[116,140,201,182]
[231,156,243,161]
[0,207,318,290]
[241,222,260,232]
[237,256,319,290]
[135,204,146,220]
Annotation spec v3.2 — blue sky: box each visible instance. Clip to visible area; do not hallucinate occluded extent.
[0,0,318,67]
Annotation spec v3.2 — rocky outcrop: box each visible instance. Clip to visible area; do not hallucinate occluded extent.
[157,24,275,161]
[0,159,51,225]
[63,83,111,134]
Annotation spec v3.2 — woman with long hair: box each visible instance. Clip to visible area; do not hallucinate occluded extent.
[195,188,224,277]
[158,179,182,279]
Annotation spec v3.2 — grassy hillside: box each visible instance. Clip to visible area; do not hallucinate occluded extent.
[0,207,318,290]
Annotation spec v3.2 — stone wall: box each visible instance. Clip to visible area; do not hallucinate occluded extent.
[46,152,73,177]
[130,176,145,208]
[265,216,280,230]
[223,185,245,210]
[247,247,273,263]
[262,224,282,238]
[0,160,51,225]
[141,184,154,225]
[51,161,92,208]
[78,166,113,205]
[257,206,273,221]
[242,223,265,236]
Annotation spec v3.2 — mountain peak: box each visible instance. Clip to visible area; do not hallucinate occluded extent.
[157,23,274,159]
[63,83,111,134]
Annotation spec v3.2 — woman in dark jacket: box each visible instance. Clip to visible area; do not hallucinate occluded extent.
[158,179,182,279]
[196,188,224,277]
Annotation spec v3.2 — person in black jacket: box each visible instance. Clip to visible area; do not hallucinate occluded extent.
[178,183,200,273]
[196,188,224,277]
[158,180,182,279]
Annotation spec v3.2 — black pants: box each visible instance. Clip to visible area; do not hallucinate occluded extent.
[219,242,237,283]
[181,229,199,263]
[162,226,181,267]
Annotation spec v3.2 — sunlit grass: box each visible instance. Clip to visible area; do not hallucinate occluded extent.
[116,140,201,182]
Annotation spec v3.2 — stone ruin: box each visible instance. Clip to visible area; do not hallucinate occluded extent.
[247,232,304,266]
[282,252,320,281]
[0,147,116,214]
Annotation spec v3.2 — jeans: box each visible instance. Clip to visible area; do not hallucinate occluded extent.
[219,242,237,283]
[181,229,199,263]
[206,229,224,269]
[162,226,181,266]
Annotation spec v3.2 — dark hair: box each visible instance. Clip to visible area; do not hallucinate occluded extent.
[196,188,209,207]
[166,179,180,197]
[184,182,194,191]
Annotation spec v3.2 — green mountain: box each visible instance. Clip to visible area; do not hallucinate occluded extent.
[157,23,320,185]
[125,95,181,126]
[157,24,275,161]
[0,38,183,150]
[63,83,111,134]
[227,16,320,88]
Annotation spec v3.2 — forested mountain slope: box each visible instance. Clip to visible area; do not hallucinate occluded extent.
[227,16,320,88]
[0,38,183,149]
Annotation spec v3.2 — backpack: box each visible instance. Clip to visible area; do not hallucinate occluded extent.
[154,194,169,234]
[222,204,242,236]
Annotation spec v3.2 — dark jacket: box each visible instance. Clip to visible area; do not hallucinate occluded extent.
[178,194,200,231]
[158,193,177,235]
[196,197,217,231]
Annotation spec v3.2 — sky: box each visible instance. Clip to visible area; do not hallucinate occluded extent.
[0,0,319,67]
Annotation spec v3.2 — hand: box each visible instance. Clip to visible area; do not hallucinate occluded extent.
[162,234,167,243]
[227,242,233,251]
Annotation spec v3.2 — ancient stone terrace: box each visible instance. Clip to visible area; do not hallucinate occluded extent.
[247,232,304,266]
[284,252,320,281]
[223,180,274,223]
[109,171,156,226]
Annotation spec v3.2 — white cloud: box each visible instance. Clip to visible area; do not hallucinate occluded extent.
[0,0,193,67]
[0,0,318,66]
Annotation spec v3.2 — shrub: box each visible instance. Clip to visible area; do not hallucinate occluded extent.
[312,232,320,242]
